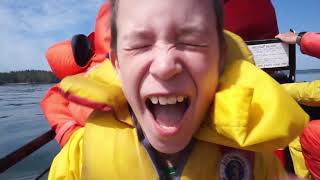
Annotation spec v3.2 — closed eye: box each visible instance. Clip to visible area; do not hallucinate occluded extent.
[176,42,208,50]
[123,45,152,51]
[181,43,208,47]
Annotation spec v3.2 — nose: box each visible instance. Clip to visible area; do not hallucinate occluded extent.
[149,45,182,80]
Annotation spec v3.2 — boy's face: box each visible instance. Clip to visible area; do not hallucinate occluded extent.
[112,0,221,153]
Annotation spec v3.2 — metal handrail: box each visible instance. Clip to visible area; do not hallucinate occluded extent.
[0,129,55,173]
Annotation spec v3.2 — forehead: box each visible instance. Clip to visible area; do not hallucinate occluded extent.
[116,0,216,36]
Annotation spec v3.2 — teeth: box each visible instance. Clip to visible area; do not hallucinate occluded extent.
[159,97,167,105]
[150,97,159,104]
[177,96,184,102]
[167,96,177,104]
[149,96,186,105]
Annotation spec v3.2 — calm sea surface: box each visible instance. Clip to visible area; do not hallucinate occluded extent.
[0,72,318,179]
[0,84,59,180]
[296,71,320,82]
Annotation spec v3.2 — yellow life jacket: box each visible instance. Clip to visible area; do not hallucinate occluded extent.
[49,31,309,180]
[280,80,319,178]
[288,137,310,178]
[281,80,320,107]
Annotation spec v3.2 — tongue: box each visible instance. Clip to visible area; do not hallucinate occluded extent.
[153,103,186,127]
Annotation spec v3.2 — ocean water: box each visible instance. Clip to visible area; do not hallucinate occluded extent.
[0,84,60,180]
[296,71,320,82]
[0,73,318,179]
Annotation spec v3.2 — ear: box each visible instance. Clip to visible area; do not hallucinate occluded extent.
[110,49,122,81]
[110,49,120,71]
[219,44,227,75]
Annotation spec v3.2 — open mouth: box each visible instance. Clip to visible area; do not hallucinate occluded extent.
[146,95,190,130]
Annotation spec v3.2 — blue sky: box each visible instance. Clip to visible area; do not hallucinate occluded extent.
[0,0,319,72]
[272,0,320,70]
[0,0,104,72]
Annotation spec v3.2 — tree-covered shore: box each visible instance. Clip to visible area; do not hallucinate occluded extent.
[0,70,59,85]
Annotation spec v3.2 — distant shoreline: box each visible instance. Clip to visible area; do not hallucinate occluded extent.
[0,70,59,85]
[0,82,56,85]
[296,69,320,74]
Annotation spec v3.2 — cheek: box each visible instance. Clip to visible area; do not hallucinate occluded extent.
[116,56,139,99]
[117,53,151,105]
[184,50,220,93]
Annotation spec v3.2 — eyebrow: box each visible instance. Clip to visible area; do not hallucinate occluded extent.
[120,24,209,44]
[122,29,155,42]
[179,25,209,36]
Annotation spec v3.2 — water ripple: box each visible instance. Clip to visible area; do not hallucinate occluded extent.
[7,103,24,107]
[6,102,38,107]
[0,115,9,119]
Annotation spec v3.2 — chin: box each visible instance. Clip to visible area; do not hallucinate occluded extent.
[148,131,192,154]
